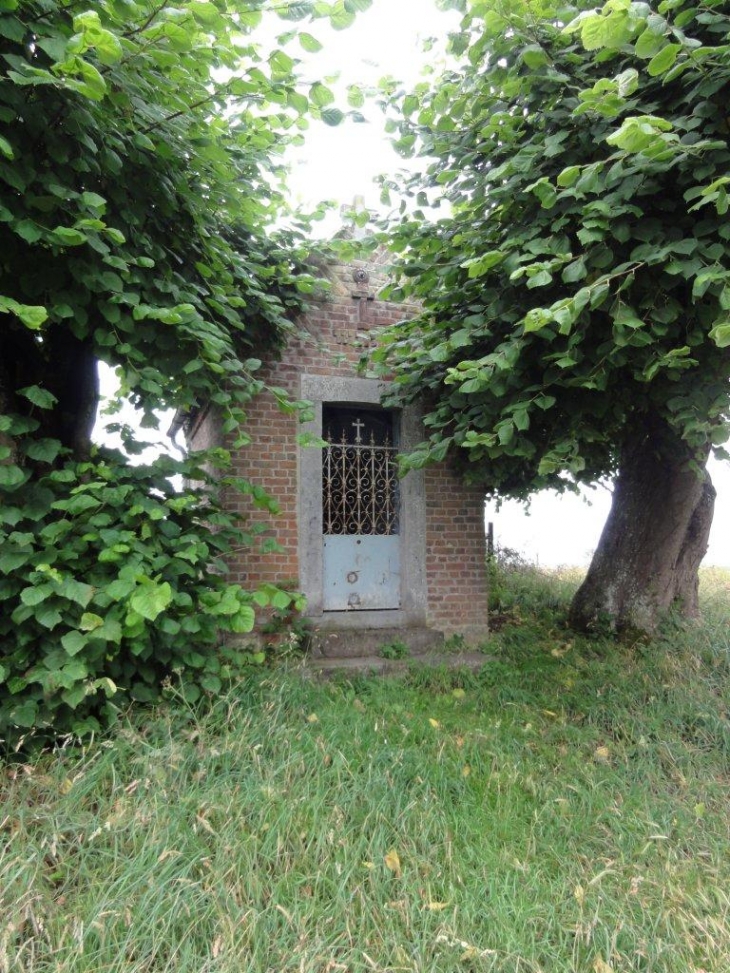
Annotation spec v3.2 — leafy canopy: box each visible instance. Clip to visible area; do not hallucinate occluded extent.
[0,0,373,745]
[375,0,730,497]
[1,0,368,434]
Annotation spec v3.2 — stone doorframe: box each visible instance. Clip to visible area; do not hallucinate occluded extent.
[298,374,428,630]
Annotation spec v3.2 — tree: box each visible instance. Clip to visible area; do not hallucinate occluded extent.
[0,0,369,744]
[375,0,730,634]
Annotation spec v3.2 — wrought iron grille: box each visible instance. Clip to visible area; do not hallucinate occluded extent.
[323,430,399,535]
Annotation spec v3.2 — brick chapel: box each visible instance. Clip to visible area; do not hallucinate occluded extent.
[186,243,489,656]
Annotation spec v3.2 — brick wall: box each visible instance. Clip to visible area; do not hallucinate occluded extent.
[191,252,489,639]
[424,466,489,638]
[220,255,410,591]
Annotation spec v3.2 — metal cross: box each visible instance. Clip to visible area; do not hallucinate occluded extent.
[352,417,365,443]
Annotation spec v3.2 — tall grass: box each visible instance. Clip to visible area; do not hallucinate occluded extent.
[2,565,730,972]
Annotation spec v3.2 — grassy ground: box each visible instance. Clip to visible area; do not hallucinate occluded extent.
[2,566,730,972]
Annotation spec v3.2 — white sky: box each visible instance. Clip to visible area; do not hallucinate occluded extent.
[99,0,730,568]
[284,0,460,220]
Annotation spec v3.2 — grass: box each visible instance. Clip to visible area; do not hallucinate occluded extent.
[2,565,730,972]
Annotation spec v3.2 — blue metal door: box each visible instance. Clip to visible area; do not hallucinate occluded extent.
[322,407,400,611]
[323,535,400,610]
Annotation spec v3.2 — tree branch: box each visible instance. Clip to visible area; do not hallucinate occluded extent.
[141,81,236,135]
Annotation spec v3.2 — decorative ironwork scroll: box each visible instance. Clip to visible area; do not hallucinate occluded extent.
[323,430,399,535]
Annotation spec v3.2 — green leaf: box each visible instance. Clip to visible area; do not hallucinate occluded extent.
[613,305,645,330]
[36,605,63,630]
[80,190,107,211]
[562,258,586,283]
[522,45,548,69]
[190,1,221,27]
[17,304,48,329]
[18,385,58,409]
[310,81,335,107]
[62,683,88,708]
[54,493,101,515]
[329,6,356,29]
[534,394,556,410]
[8,699,38,728]
[557,166,580,187]
[527,269,552,289]
[201,673,222,693]
[269,49,295,79]
[463,251,504,277]
[709,321,730,348]
[299,31,322,52]
[61,658,88,682]
[13,220,44,244]
[578,9,633,50]
[647,44,681,77]
[635,27,665,59]
[106,578,136,601]
[50,226,88,246]
[61,631,88,656]
[274,1,311,20]
[95,618,123,643]
[20,584,54,607]
[320,107,345,126]
[79,612,104,631]
[271,589,291,610]
[23,438,63,463]
[523,308,553,333]
[0,296,49,330]
[347,84,365,108]
[56,578,95,607]
[129,581,173,621]
[0,549,30,572]
[514,409,530,431]
[229,605,256,633]
[0,464,25,489]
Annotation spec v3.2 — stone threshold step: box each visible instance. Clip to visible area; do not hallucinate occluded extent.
[305,650,491,678]
[309,626,446,660]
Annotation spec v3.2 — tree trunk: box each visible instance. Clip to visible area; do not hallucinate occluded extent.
[0,326,99,462]
[44,330,100,461]
[569,416,716,635]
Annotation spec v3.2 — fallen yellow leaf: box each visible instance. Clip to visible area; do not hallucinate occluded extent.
[384,849,402,877]
[428,718,440,728]
[462,764,471,777]
[593,959,614,973]
[427,901,449,911]
[306,713,319,723]
[594,745,610,762]
[551,641,572,657]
